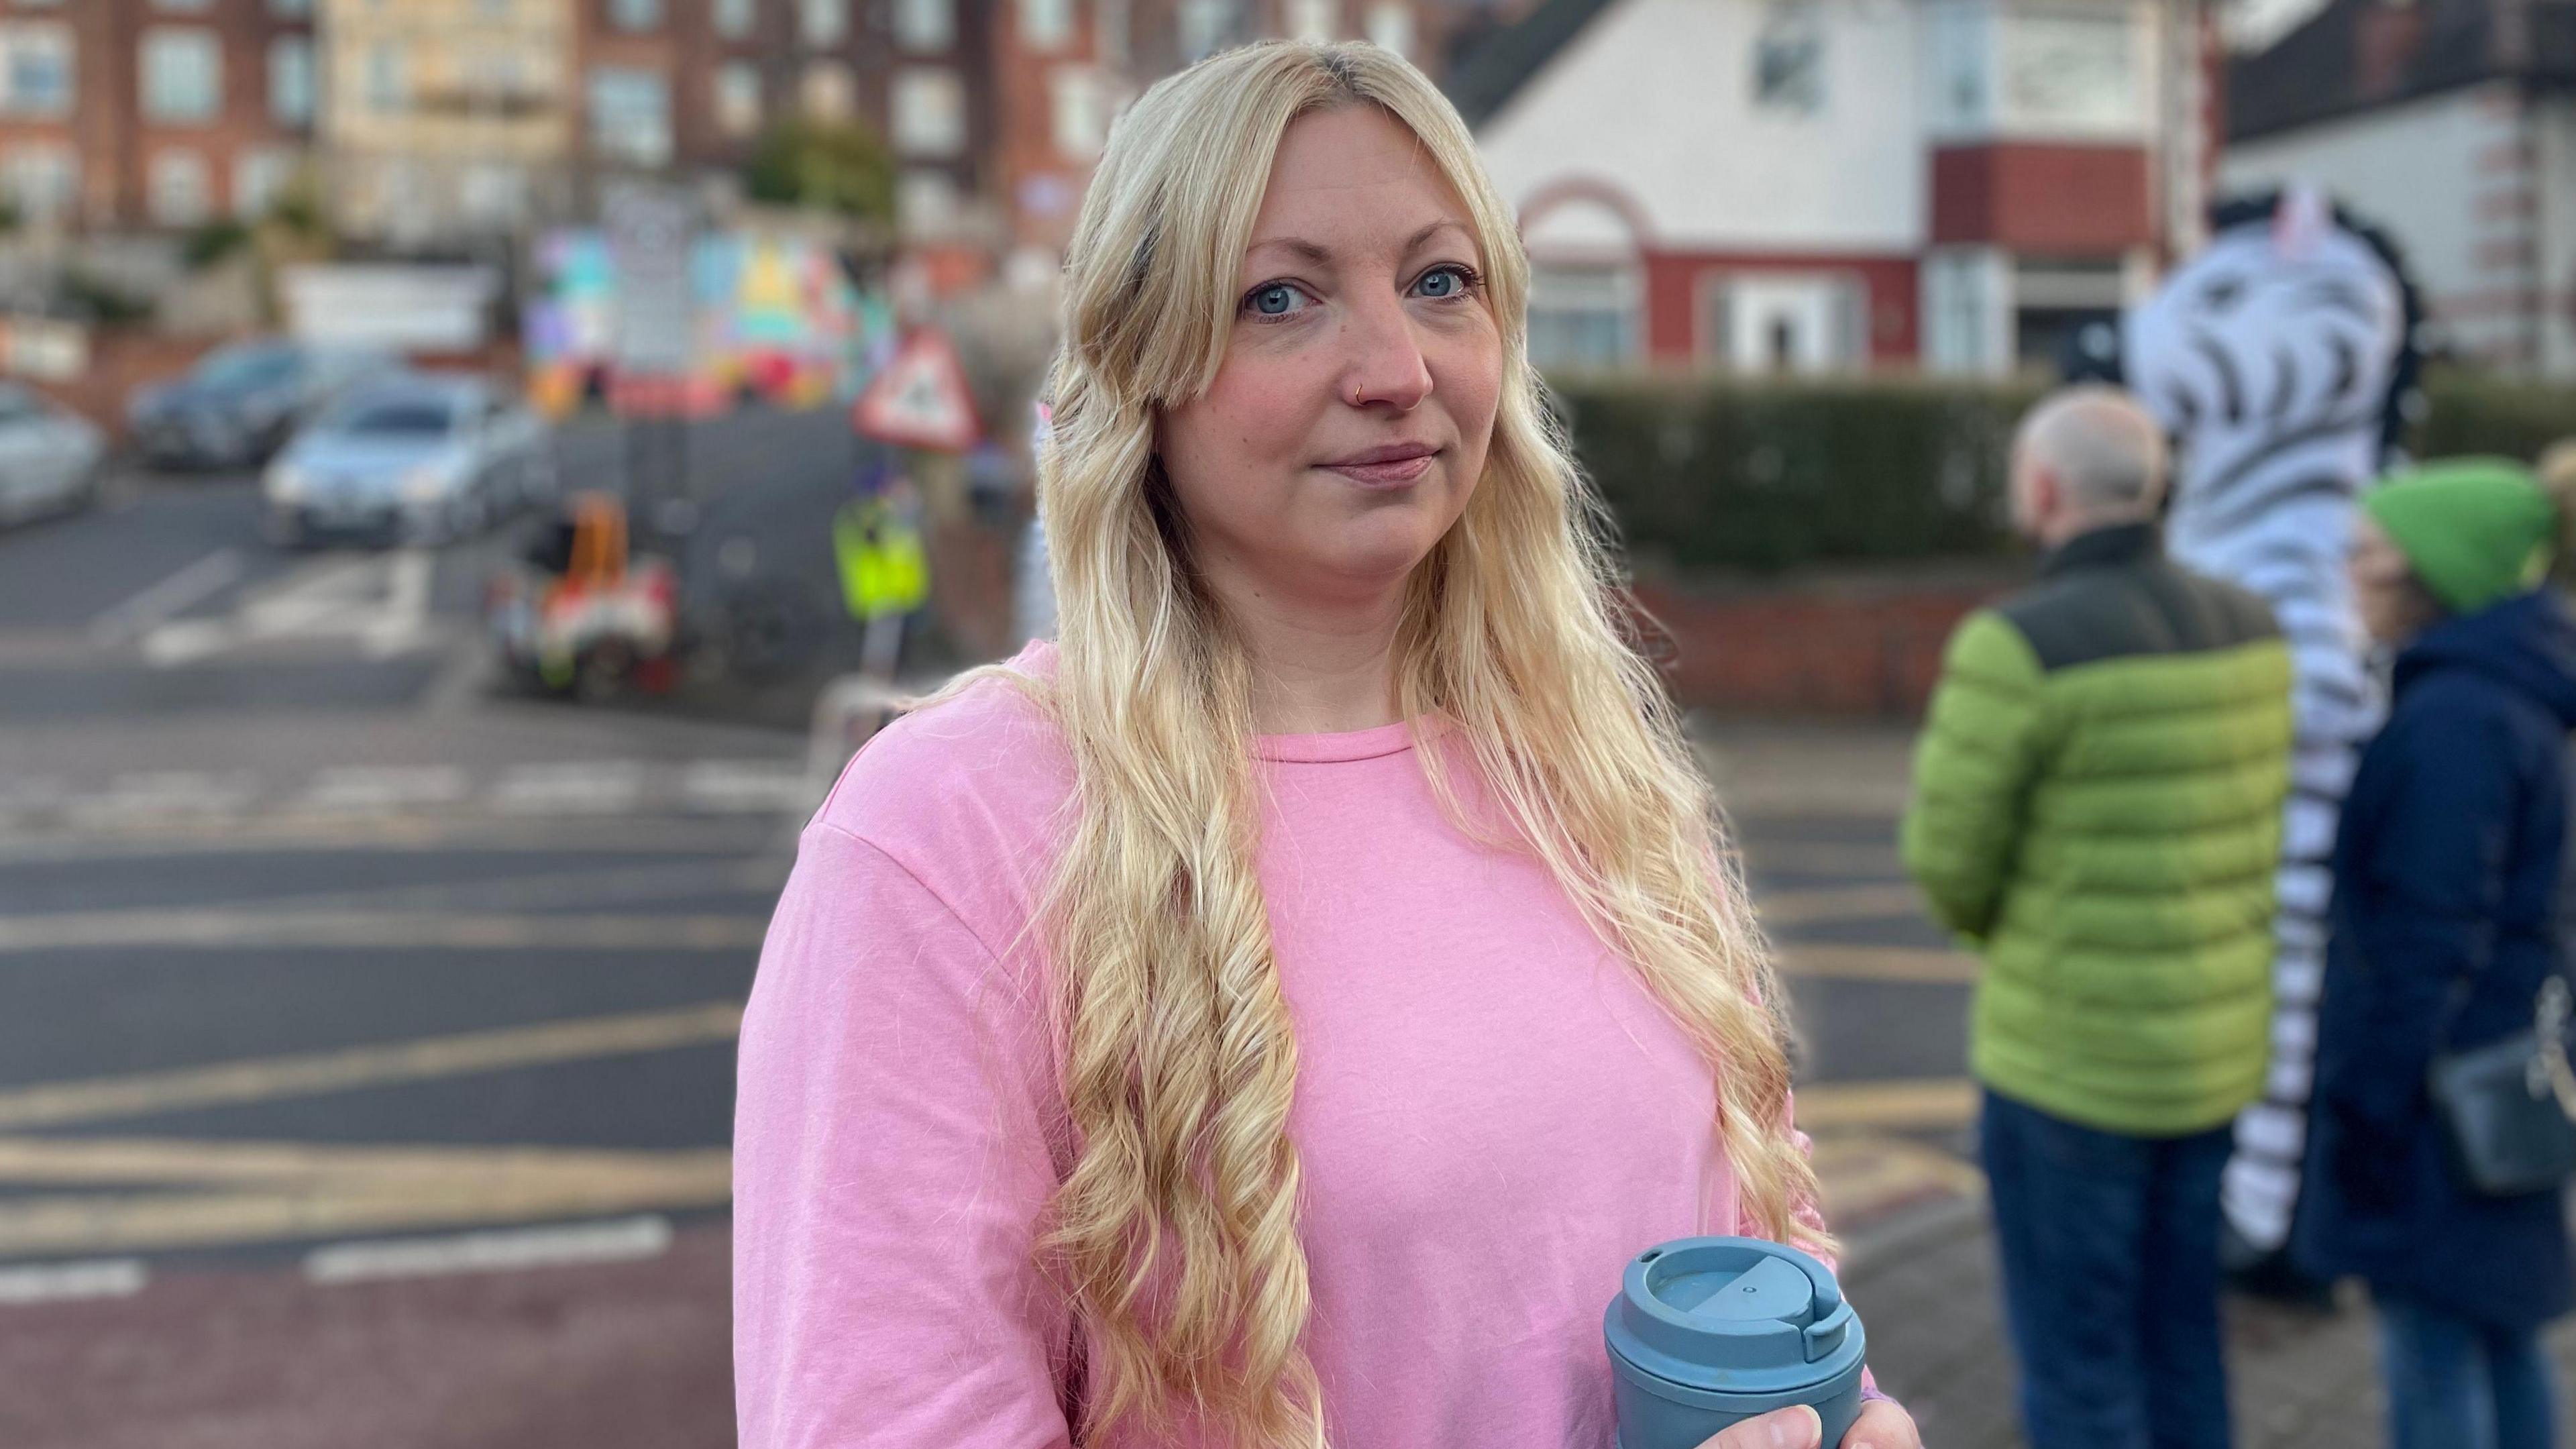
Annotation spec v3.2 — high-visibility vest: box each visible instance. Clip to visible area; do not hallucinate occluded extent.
[833,497,930,622]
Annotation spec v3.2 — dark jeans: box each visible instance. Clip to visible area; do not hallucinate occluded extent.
[1981,1089,2235,1449]
[2378,1293,2557,1449]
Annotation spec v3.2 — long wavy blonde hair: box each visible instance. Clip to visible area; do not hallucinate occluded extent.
[941,39,1822,1449]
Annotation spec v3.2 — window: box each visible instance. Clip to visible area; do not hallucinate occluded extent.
[0,23,73,118]
[1752,1,1825,115]
[142,29,222,123]
[1364,1,1411,56]
[1925,3,1988,134]
[1178,0,1233,60]
[4,145,74,226]
[1049,67,1105,159]
[800,60,853,121]
[152,0,213,10]
[801,0,848,44]
[894,0,952,51]
[1019,0,1073,50]
[715,60,761,136]
[1527,264,1638,371]
[269,36,313,125]
[608,0,663,30]
[466,49,528,105]
[476,0,514,16]
[793,60,855,121]
[366,43,405,113]
[892,68,963,156]
[270,0,313,14]
[233,148,298,219]
[1287,0,1334,40]
[462,163,528,224]
[148,150,211,225]
[2000,10,2139,133]
[587,66,672,166]
[899,169,957,231]
[713,0,757,38]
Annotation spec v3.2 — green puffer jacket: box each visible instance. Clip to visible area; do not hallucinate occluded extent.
[1900,523,2296,1136]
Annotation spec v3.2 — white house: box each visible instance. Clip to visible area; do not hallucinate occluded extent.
[1446,0,2220,374]
[2220,0,2576,378]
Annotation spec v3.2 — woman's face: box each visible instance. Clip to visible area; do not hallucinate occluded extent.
[1156,105,1503,610]
[2350,515,2438,644]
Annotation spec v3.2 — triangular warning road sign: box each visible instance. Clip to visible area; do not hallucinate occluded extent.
[853,329,982,452]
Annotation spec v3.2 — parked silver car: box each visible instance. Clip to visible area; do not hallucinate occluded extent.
[0,383,105,527]
[261,374,555,548]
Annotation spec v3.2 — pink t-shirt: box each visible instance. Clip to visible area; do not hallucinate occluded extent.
[734,643,1829,1448]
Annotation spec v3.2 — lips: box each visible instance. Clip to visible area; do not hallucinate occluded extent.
[1320,442,1439,487]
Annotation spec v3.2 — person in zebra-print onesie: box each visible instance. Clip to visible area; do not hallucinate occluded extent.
[2106,186,2425,1289]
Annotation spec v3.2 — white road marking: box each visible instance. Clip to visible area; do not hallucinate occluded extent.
[0,1258,148,1305]
[489,761,647,816]
[359,549,434,659]
[63,771,260,826]
[304,1216,674,1284]
[295,765,470,815]
[138,551,441,667]
[679,759,814,814]
[88,549,244,644]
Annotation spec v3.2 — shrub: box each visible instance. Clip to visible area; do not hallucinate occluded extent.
[1550,370,2576,574]
[1550,374,2039,573]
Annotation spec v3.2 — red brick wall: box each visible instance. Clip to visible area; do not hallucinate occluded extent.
[1631,573,2008,717]
[1929,143,2151,254]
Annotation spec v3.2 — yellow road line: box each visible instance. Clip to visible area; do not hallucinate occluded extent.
[1808,1132,1986,1228]
[1752,881,1931,928]
[1779,945,1980,984]
[1796,1077,1980,1131]
[0,1135,729,1185]
[0,1001,745,1131]
[0,908,769,953]
[0,1150,731,1258]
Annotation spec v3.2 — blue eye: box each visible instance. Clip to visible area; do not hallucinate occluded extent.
[1421,264,1483,297]
[1248,283,1305,317]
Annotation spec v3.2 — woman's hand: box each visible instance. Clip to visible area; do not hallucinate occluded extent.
[1693,1399,1923,1449]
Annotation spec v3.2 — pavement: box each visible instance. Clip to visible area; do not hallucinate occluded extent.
[0,423,2563,1446]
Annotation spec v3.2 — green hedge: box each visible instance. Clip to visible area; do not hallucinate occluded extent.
[1554,370,2576,574]
[1552,375,2039,572]
[2416,371,2576,463]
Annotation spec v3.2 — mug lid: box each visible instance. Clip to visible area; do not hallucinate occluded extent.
[1604,1236,1866,1396]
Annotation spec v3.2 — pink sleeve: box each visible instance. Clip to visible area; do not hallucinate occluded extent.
[734,822,1075,1449]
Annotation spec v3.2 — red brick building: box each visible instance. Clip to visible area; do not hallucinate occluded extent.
[0,0,316,231]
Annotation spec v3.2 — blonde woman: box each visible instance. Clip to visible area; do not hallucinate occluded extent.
[735,40,1918,1449]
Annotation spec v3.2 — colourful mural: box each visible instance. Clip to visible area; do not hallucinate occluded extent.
[524,229,884,418]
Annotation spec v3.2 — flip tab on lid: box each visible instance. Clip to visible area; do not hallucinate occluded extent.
[1604,1236,1868,1399]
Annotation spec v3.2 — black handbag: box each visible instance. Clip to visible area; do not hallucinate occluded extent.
[2428,975,2576,1196]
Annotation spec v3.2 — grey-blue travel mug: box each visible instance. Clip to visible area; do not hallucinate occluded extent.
[1604,1236,1869,1449]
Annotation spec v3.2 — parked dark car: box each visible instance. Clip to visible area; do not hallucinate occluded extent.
[127,340,390,471]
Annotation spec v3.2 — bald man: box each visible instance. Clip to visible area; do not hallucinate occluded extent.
[1902,386,2296,1449]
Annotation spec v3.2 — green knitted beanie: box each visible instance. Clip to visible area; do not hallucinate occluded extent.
[2362,458,2558,614]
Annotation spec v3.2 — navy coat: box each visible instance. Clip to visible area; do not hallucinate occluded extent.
[2296,589,2576,1328]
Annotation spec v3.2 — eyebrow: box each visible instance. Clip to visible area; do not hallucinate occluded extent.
[1245,219,1474,266]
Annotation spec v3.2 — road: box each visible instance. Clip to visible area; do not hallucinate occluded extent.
[0,430,1984,1447]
